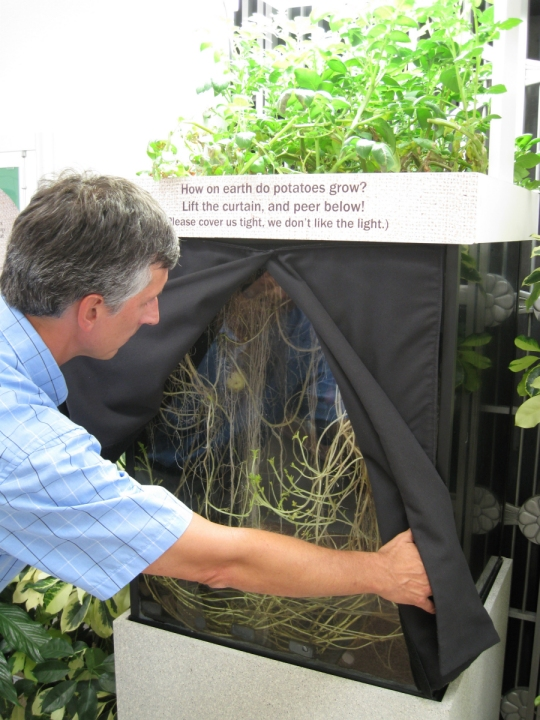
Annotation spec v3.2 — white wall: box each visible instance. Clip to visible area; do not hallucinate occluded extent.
[0,0,236,204]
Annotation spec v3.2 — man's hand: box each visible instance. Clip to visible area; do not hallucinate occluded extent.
[374,529,435,614]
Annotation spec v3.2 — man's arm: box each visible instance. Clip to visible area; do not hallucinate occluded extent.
[144,513,435,614]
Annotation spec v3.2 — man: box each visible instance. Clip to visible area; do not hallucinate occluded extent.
[0,172,434,613]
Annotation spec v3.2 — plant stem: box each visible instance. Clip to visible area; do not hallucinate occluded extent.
[240,116,297,174]
[180,121,215,135]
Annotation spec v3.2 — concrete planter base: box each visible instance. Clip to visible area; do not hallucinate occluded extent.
[115,557,511,720]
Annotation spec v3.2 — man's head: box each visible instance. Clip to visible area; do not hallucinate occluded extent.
[0,171,179,317]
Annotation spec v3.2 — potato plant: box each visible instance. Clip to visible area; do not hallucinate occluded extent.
[143,0,519,178]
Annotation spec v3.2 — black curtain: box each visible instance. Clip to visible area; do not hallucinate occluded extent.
[63,238,499,694]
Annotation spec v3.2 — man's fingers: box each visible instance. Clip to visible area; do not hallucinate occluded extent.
[419,596,436,614]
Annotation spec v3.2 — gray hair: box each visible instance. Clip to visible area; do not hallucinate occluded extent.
[0,172,179,316]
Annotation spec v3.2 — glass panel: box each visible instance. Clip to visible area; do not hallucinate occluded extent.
[450,243,521,583]
[135,271,414,688]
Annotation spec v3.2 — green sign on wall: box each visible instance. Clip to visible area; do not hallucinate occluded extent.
[0,168,19,209]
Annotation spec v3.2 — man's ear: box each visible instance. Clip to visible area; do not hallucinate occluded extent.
[77,294,107,333]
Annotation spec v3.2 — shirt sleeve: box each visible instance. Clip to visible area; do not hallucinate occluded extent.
[0,420,192,601]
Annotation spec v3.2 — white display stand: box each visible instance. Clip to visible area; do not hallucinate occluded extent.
[136,174,539,245]
[114,558,511,720]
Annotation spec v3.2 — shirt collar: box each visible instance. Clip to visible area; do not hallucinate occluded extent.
[0,296,68,406]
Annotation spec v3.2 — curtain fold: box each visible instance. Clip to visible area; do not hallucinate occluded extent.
[63,237,499,693]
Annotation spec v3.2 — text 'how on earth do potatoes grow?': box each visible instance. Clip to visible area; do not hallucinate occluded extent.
[171,179,385,237]
[136,173,517,244]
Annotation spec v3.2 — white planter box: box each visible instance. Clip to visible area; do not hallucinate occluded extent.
[137,174,538,245]
[114,558,511,720]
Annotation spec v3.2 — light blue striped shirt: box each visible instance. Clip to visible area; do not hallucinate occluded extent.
[0,296,192,600]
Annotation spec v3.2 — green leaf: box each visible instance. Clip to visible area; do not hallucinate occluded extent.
[371,118,396,151]
[460,350,492,369]
[331,97,350,110]
[356,139,375,160]
[14,678,35,698]
[509,355,539,372]
[111,585,130,617]
[44,583,73,616]
[327,58,347,74]
[40,637,73,661]
[294,69,322,91]
[517,371,529,397]
[460,333,492,347]
[65,691,78,717]
[367,23,387,38]
[499,17,522,30]
[211,77,229,94]
[380,74,401,88]
[414,137,438,151]
[98,673,116,695]
[387,30,411,43]
[372,142,400,172]
[395,15,418,28]
[526,366,540,397]
[320,80,336,94]
[195,81,212,95]
[24,577,58,595]
[0,603,49,662]
[249,156,266,174]
[486,84,507,95]
[463,365,481,392]
[423,100,445,118]
[40,681,77,714]
[523,268,540,285]
[94,654,114,677]
[84,649,106,675]
[0,652,12,685]
[416,107,433,130]
[515,335,540,351]
[440,68,460,93]
[516,395,540,428]
[0,658,19,707]
[0,677,19,707]
[231,95,251,108]
[77,681,99,720]
[199,42,212,51]
[235,132,256,150]
[85,601,113,640]
[10,652,25,676]
[33,660,69,684]
[373,5,394,19]
[296,89,315,108]
[277,90,293,115]
[60,592,91,635]
[516,152,540,169]
[516,134,535,150]
[517,152,540,169]
[526,283,540,310]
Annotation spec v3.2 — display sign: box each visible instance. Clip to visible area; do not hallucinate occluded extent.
[137,172,538,245]
[0,190,18,271]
